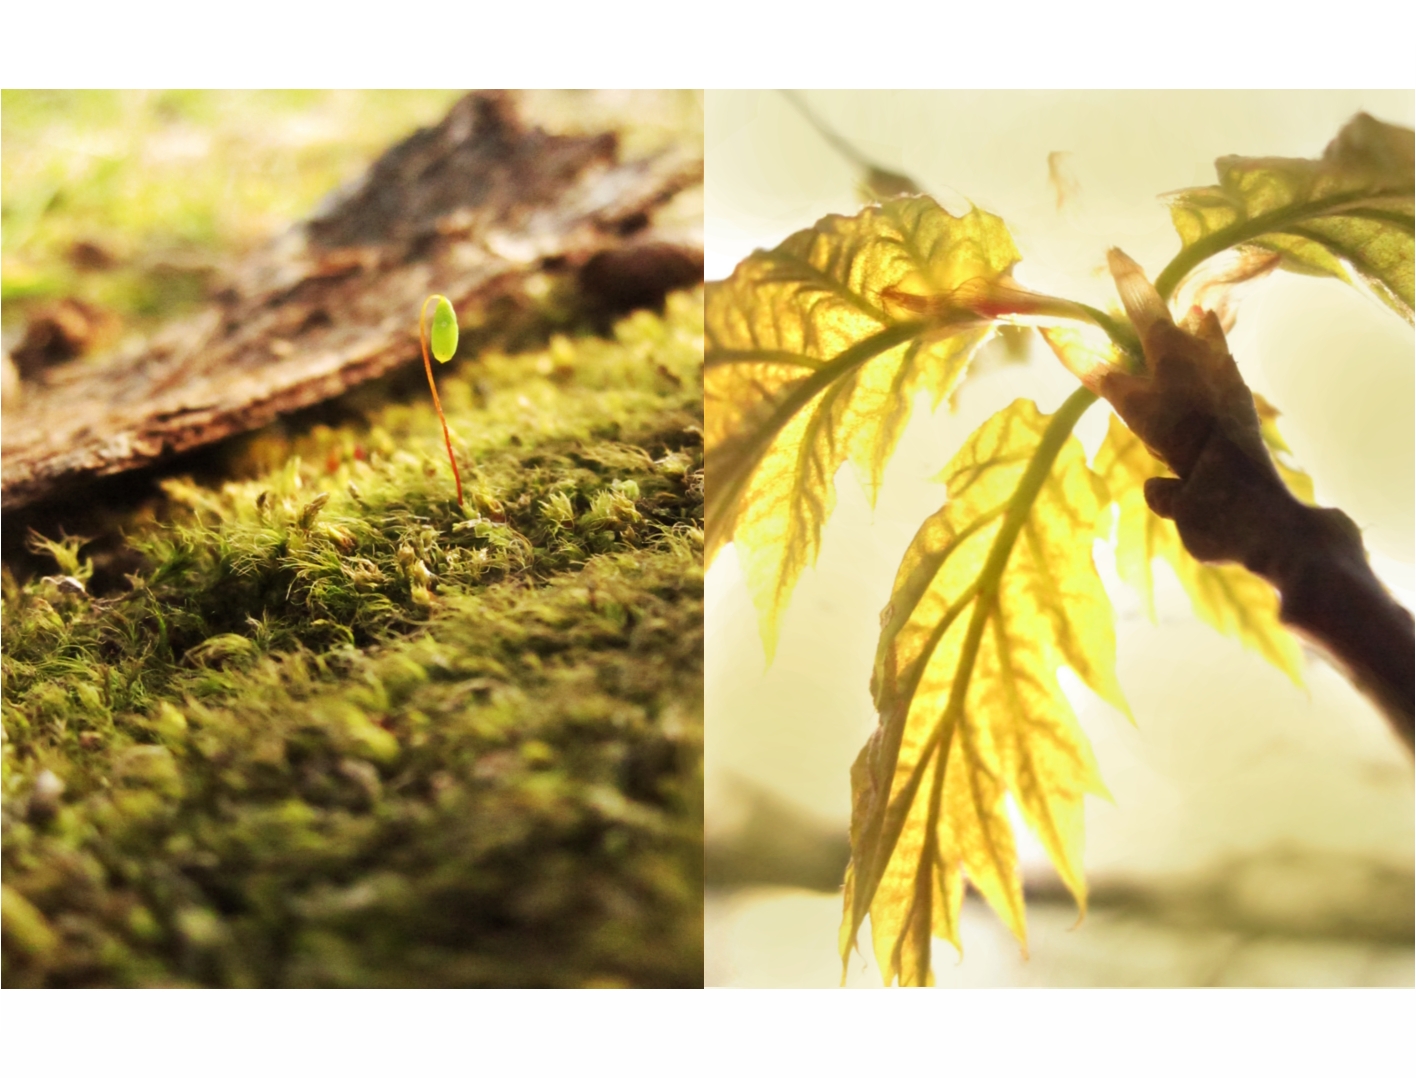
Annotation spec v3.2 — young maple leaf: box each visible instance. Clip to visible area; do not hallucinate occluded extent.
[1162,112,1414,323]
[843,396,1126,986]
[705,197,1027,659]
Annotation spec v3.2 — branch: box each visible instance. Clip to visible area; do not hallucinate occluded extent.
[1100,251,1414,752]
[1144,425,1415,748]
[706,776,850,892]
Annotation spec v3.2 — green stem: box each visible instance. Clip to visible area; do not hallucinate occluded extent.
[1151,189,1398,303]
[982,387,1098,598]
[1070,302,1143,369]
[922,385,1097,760]
[1071,302,1133,350]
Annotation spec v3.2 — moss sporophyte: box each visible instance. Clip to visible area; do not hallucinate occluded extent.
[420,294,464,506]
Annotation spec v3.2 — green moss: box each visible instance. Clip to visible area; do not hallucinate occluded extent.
[1,292,704,987]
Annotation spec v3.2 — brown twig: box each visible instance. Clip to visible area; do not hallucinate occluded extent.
[1099,251,1414,752]
[1144,428,1414,749]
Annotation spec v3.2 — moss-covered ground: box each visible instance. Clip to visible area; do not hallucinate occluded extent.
[1,290,704,987]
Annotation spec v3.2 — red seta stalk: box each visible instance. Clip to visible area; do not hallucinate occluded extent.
[418,295,464,506]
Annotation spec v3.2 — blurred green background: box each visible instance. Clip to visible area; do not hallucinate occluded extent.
[2,89,702,346]
[705,90,1414,988]
[3,91,462,331]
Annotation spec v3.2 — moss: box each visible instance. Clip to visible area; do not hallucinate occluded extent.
[1,291,704,987]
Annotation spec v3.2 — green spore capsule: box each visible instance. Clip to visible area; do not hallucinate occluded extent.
[431,296,459,363]
[419,293,465,505]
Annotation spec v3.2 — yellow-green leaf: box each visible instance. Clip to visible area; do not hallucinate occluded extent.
[1252,393,1315,507]
[1038,323,1136,393]
[1093,411,1309,683]
[1161,113,1414,321]
[705,196,1024,657]
[843,396,1125,986]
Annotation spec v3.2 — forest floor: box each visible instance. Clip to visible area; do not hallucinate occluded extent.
[1,91,704,988]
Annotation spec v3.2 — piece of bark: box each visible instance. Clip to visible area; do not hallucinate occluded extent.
[1,91,702,512]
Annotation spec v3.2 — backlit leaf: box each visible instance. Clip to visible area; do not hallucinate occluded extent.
[842,396,1126,986]
[1038,323,1133,394]
[1252,392,1315,507]
[1093,411,1309,683]
[705,197,1026,656]
[1163,113,1414,321]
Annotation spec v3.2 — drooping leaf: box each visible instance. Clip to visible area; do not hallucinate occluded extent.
[842,395,1126,986]
[1093,411,1310,684]
[705,196,1028,656]
[1162,113,1414,321]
